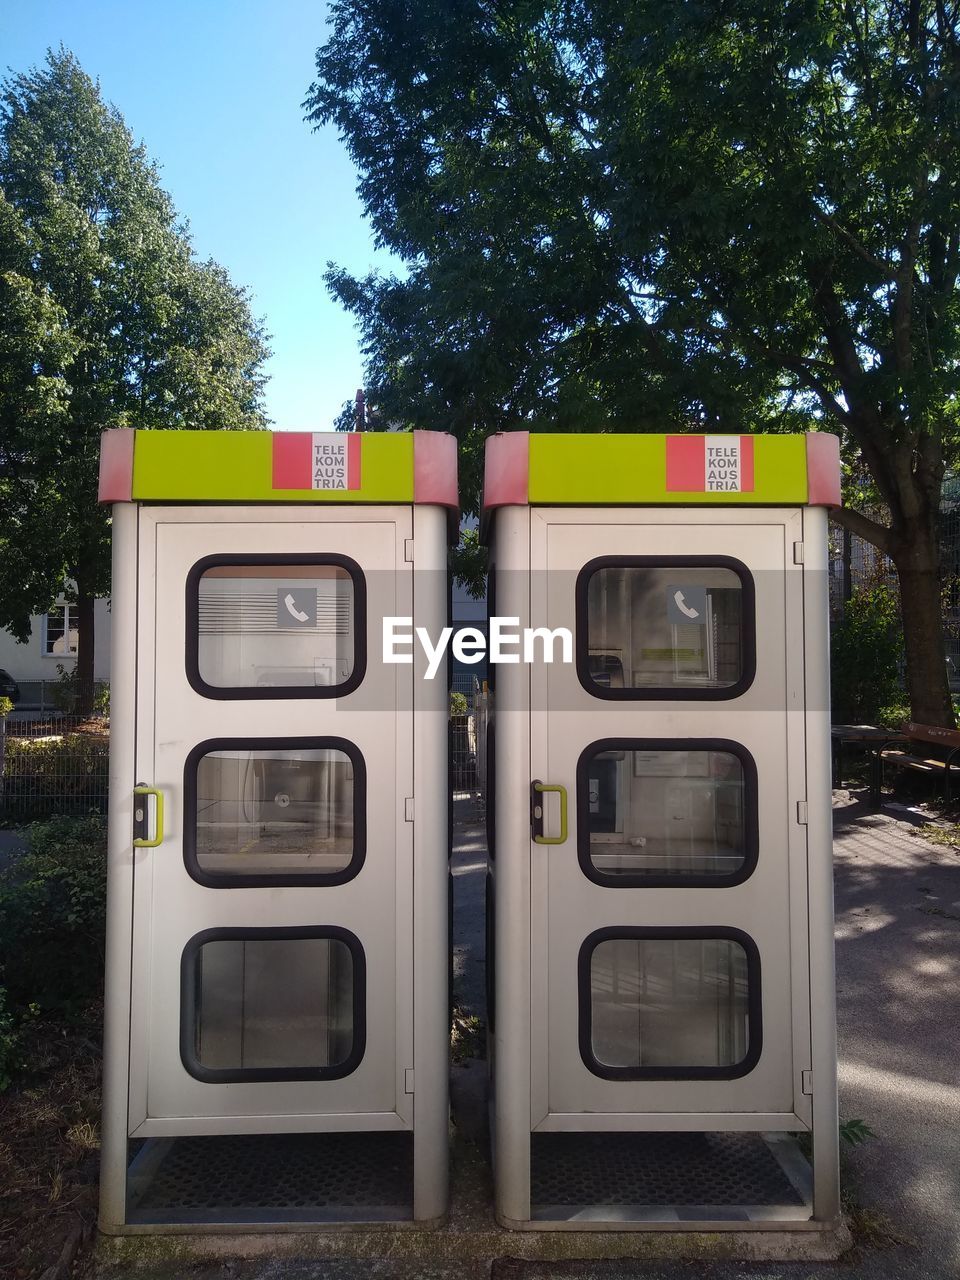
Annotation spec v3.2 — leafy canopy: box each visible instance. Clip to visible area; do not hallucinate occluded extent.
[0,50,270,640]
[308,1,960,518]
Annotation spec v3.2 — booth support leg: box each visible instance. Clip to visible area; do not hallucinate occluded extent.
[412,504,450,1222]
[804,508,841,1224]
[99,503,139,1233]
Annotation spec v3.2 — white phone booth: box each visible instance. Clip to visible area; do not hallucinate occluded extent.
[97,428,456,1232]
[483,431,841,1233]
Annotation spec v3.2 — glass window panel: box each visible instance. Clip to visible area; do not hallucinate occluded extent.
[589,937,752,1072]
[194,748,356,878]
[190,936,355,1073]
[45,605,78,656]
[582,564,747,694]
[196,562,356,690]
[583,747,748,881]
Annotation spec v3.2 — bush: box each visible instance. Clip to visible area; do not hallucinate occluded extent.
[831,585,904,723]
[52,665,110,716]
[0,697,12,718]
[2,732,109,821]
[450,690,469,717]
[0,815,107,1017]
[0,985,21,1091]
[876,699,911,729]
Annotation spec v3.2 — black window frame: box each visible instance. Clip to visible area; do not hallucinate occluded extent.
[578,925,762,1082]
[185,552,366,700]
[180,925,366,1084]
[576,737,759,889]
[183,736,366,889]
[574,555,756,701]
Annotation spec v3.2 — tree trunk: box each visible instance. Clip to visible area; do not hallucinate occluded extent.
[890,523,955,728]
[75,590,96,716]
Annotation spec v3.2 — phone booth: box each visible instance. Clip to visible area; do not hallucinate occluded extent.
[97,427,456,1233]
[483,431,841,1232]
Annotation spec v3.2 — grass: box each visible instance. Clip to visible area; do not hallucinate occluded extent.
[910,821,960,851]
[844,1197,914,1250]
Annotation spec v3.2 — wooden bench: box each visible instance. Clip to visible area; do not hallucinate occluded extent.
[872,722,960,808]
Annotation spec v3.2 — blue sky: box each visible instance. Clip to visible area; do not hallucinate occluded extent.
[1,0,395,429]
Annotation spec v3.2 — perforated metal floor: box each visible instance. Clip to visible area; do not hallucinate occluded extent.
[127,1132,414,1225]
[531,1132,808,1223]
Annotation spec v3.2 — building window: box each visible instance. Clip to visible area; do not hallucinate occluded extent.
[44,606,78,657]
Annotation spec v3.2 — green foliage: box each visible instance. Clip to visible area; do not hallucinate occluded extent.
[2,731,109,821]
[309,1,960,724]
[50,665,109,717]
[875,698,911,730]
[831,586,904,723]
[0,50,270,685]
[839,1117,876,1147]
[0,985,21,1091]
[0,696,12,718]
[0,815,107,1018]
[450,526,487,600]
[309,3,960,497]
[450,690,469,717]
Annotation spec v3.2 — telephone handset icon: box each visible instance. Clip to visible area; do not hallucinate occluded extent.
[284,593,310,623]
[672,589,701,621]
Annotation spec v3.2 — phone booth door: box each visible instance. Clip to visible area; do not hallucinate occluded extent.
[528,508,812,1131]
[128,507,413,1136]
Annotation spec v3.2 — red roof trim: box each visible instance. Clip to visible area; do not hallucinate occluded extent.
[482,432,529,509]
[413,431,458,509]
[805,432,842,507]
[97,429,135,503]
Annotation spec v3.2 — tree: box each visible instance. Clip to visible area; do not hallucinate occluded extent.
[0,51,270,705]
[308,1,960,726]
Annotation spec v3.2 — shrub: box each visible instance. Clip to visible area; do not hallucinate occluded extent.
[831,585,904,723]
[1,732,108,821]
[0,815,107,1016]
[0,986,20,1091]
[52,666,110,717]
[0,697,12,718]
[876,699,911,729]
[450,690,469,717]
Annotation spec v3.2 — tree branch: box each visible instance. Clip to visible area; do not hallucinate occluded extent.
[831,504,893,555]
[813,207,896,278]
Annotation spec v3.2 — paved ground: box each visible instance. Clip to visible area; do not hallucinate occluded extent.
[96,791,959,1279]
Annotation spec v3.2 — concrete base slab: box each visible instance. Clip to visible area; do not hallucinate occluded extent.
[96,1144,851,1270]
[96,1224,852,1271]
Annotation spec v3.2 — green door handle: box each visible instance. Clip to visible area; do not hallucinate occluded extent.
[133,786,165,848]
[532,780,568,845]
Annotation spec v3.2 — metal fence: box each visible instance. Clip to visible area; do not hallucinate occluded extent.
[7,678,109,714]
[0,715,109,823]
[450,673,482,801]
[829,498,960,691]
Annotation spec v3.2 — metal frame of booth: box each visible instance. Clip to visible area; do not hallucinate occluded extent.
[97,428,456,1233]
[482,431,841,1233]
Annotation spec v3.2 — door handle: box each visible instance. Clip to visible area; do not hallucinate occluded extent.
[531,780,568,845]
[133,786,165,848]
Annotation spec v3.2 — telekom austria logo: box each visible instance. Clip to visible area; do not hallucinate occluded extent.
[272,432,362,490]
[666,435,755,493]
